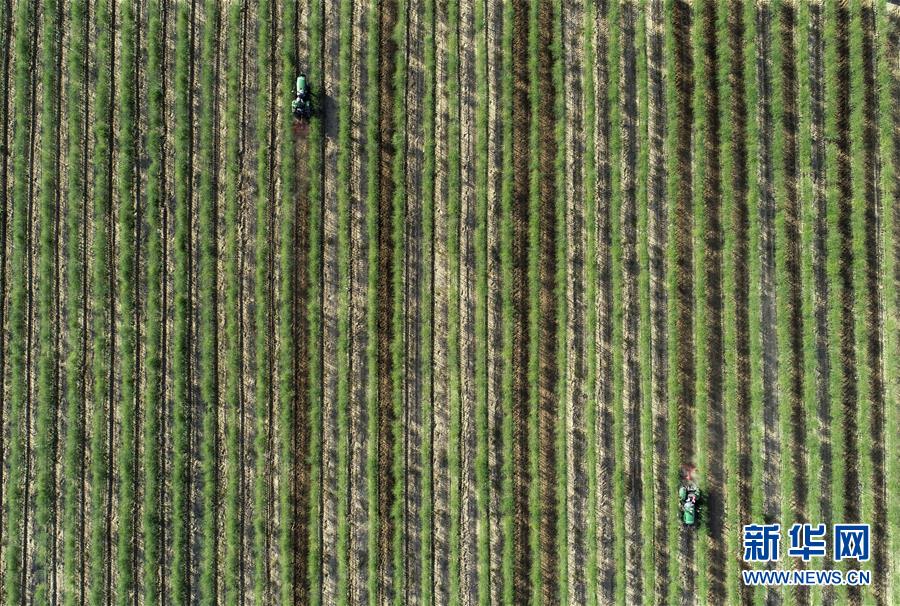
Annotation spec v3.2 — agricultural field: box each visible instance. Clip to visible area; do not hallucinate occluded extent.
[0,0,896,604]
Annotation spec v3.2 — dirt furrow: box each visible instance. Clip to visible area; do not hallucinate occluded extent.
[777,3,807,605]
[485,0,504,599]
[348,0,372,601]
[646,0,669,602]
[320,0,343,597]
[404,0,426,599]
[377,0,398,599]
[859,2,886,602]
[618,1,642,603]
[807,3,832,603]
[510,2,531,601]
[833,0,858,587]
[592,0,615,602]
[532,0,560,602]
[671,1,695,604]
[431,0,451,601]
[728,1,752,604]
[697,0,725,602]
[755,5,782,564]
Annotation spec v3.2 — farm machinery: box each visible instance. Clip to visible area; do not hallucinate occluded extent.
[292,73,312,122]
[679,464,702,527]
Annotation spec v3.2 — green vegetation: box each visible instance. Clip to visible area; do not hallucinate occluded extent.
[142,0,167,601]
[35,0,62,600]
[419,0,437,600]
[223,4,245,605]
[89,0,116,603]
[252,0,274,601]
[306,0,325,598]
[472,0,490,601]
[62,0,90,602]
[172,3,194,603]
[115,0,139,600]
[335,0,353,600]
[3,0,34,602]
[199,1,221,604]
[499,0,516,601]
[390,0,411,602]
[365,0,381,602]
[277,0,297,602]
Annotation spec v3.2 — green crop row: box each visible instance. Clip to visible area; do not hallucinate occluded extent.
[115,0,139,600]
[35,0,62,600]
[142,0,167,602]
[62,0,90,601]
[278,0,298,602]
[223,3,245,605]
[252,0,273,601]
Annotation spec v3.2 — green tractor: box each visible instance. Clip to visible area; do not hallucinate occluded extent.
[679,465,701,527]
[292,73,312,121]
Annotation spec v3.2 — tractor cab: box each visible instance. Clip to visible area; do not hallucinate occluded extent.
[292,73,312,121]
[679,465,701,527]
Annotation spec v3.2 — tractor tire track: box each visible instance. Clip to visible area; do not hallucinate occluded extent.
[728,1,753,604]
[562,0,588,602]
[859,2,886,602]
[457,0,479,603]
[698,0,725,601]
[646,0,670,602]
[592,1,615,602]
[671,1,696,604]
[348,0,372,601]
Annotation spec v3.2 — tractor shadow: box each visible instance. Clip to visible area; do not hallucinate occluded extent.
[320,92,338,140]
